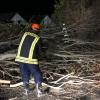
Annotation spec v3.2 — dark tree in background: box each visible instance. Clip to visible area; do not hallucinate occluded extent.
[52,0,100,41]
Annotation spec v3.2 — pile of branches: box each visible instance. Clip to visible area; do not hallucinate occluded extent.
[0,23,100,99]
[0,23,100,85]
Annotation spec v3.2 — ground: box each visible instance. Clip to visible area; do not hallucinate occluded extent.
[0,23,100,100]
[0,73,100,100]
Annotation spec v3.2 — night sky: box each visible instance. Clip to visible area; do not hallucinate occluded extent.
[0,0,55,19]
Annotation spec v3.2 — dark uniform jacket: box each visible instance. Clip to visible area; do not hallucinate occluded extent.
[15,32,41,64]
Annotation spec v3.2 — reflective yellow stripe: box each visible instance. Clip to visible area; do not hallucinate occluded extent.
[29,37,39,59]
[15,57,38,64]
[26,32,39,38]
[16,56,38,61]
[17,32,27,57]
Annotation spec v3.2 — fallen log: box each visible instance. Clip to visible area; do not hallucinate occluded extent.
[0,79,10,84]
[10,79,62,90]
[10,82,23,88]
[0,53,16,61]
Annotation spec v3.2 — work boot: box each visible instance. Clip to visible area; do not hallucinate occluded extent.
[23,88,30,96]
[23,82,30,96]
[36,83,45,97]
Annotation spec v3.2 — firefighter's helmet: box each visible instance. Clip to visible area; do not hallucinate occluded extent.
[31,23,41,30]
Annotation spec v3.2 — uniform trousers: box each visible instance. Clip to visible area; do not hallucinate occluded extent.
[18,62,42,84]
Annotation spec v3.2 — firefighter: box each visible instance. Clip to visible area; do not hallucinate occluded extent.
[15,23,45,97]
